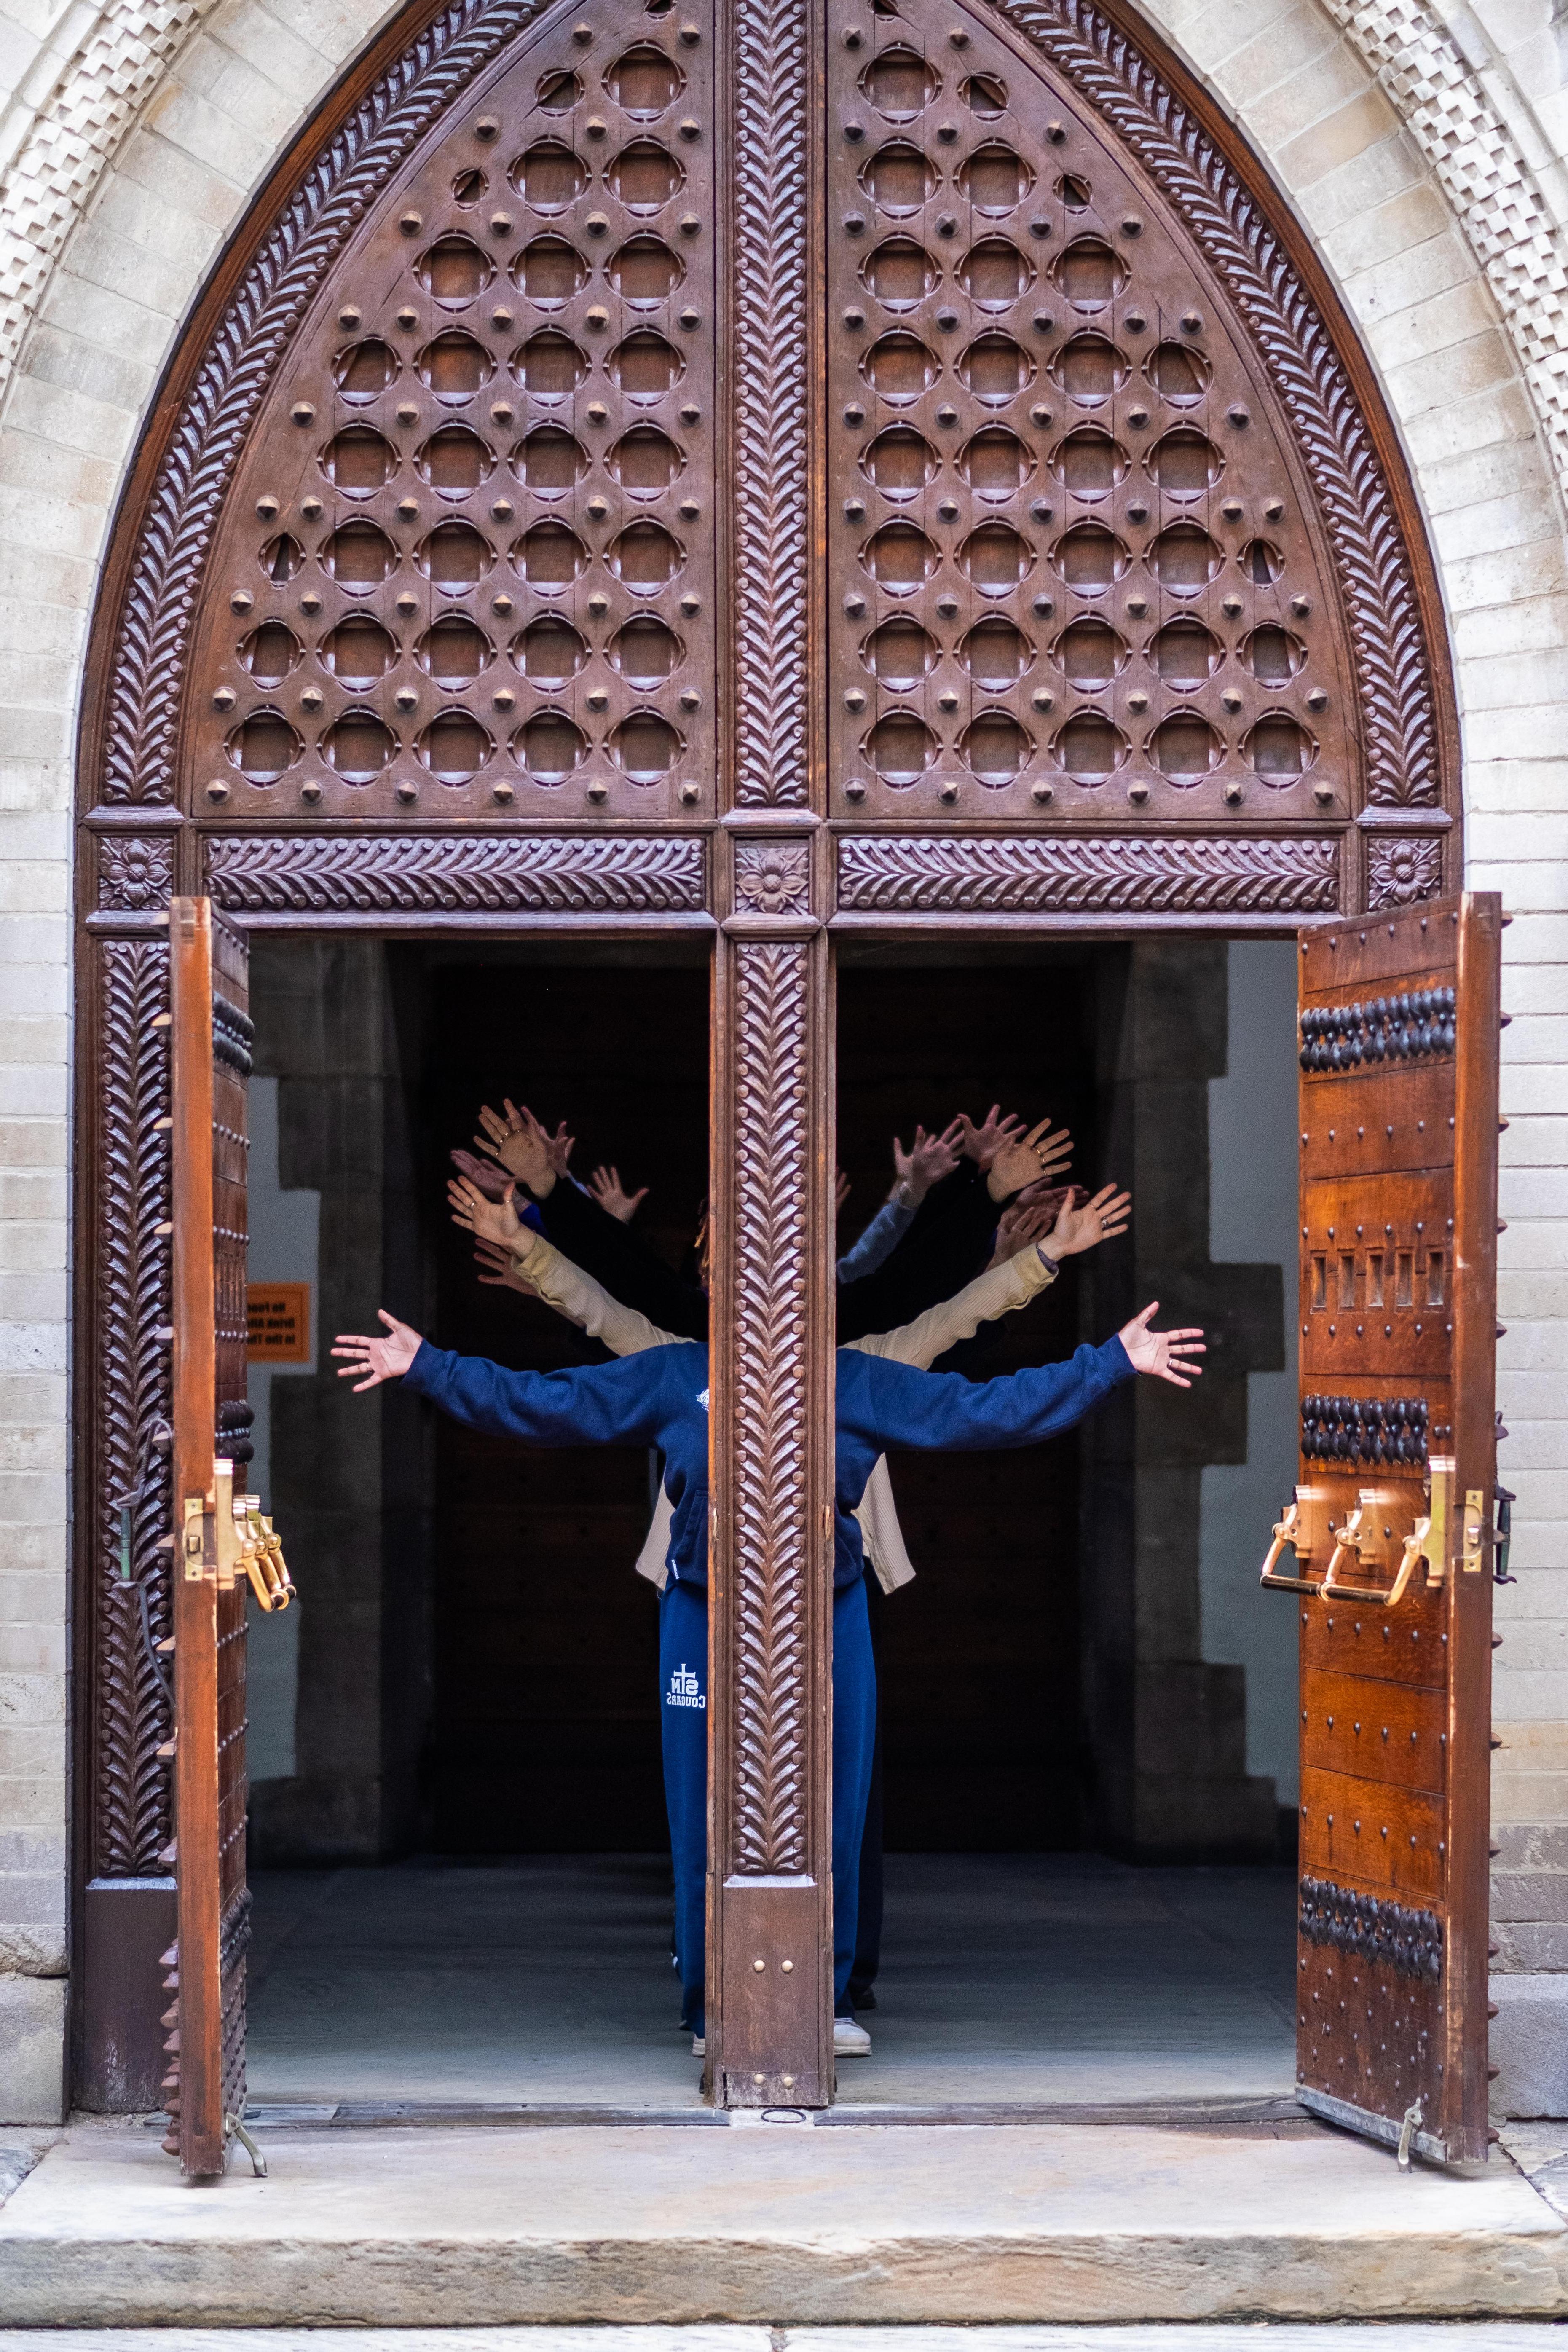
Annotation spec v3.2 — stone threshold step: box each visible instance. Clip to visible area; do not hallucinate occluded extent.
[1,2333,1568,2352]
[228,2094,1310,2136]
[3,2116,1567,2326]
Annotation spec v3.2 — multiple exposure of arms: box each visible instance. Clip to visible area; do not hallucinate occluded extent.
[471,1099,707,1340]
[853,1184,1131,1370]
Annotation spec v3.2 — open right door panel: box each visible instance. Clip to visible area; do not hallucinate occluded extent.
[1261,894,1503,2164]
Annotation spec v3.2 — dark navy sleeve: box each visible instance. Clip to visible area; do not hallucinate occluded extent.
[404,1338,683,1448]
[842,1335,1134,1456]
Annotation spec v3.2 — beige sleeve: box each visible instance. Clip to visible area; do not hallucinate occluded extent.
[848,1244,1058,1371]
[509,1228,677,1357]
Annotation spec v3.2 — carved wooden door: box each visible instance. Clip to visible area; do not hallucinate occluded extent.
[164,898,255,2178]
[1259,895,1501,2163]
[81,0,1463,2117]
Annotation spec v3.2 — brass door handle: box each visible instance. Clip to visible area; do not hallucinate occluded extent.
[1319,1469,1450,1606]
[1259,1495,1324,1593]
[1321,1499,1370,1596]
[241,1497,295,1612]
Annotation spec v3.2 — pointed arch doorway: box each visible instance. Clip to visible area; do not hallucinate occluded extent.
[76,0,1488,2154]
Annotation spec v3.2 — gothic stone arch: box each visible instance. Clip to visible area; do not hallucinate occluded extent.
[76,0,1458,2109]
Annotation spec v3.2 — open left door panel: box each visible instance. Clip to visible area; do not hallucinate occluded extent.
[163,897,285,2178]
[1260,895,1503,2165]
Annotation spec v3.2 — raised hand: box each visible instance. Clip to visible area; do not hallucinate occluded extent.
[589,1164,649,1224]
[959,1103,1024,1171]
[542,1118,575,1179]
[332,1310,423,1392]
[893,1120,962,1204]
[472,1235,539,1297]
[450,1147,511,1203]
[987,1194,1058,1269]
[473,1100,556,1197]
[448,1173,524,1250]
[1049,1182,1131,1260]
[1117,1302,1206,1388]
[987,1116,1073,1203]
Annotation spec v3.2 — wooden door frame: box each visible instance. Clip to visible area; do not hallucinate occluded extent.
[71,0,1462,2114]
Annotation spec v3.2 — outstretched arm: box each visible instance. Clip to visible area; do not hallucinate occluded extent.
[842,1301,1202,1453]
[511,1228,677,1357]
[336,1318,686,1446]
[852,1185,1130,1369]
[836,1193,915,1285]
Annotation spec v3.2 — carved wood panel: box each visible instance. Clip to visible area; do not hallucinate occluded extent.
[180,0,715,826]
[90,941,174,1878]
[829,0,1359,831]
[708,922,834,2108]
[1286,898,1500,2164]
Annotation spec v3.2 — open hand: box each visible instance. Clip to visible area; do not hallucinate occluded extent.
[1050,1183,1131,1260]
[448,1173,524,1250]
[332,1310,422,1391]
[987,1117,1073,1203]
[893,1120,962,1205]
[987,1194,1057,1269]
[1117,1302,1205,1388]
[473,1236,539,1297]
[474,1100,556,1198]
[450,1147,511,1203]
[959,1104,1024,1171]
[589,1164,648,1224]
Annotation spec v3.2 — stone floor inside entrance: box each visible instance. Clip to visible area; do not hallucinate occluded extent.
[245,1851,1297,2113]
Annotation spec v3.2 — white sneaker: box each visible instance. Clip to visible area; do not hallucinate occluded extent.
[834,2016,871,2056]
[692,2034,705,2056]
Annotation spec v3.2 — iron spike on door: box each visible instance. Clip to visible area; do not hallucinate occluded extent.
[165,898,262,2179]
[1258,895,1502,2164]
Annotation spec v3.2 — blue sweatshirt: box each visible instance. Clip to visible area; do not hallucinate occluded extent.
[405,1333,1134,1589]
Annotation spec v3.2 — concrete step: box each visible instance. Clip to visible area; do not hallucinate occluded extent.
[0,2334,1567,2351]
[1,2114,1566,2326]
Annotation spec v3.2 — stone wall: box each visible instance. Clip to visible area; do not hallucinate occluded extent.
[0,0,1566,2118]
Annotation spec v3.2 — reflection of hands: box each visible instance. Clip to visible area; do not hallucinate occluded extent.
[893,1120,962,1204]
[542,1119,575,1178]
[987,1117,1073,1203]
[589,1164,648,1223]
[448,1174,524,1249]
[332,1310,422,1391]
[1117,1302,1206,1388]
[835,1169,852,1215]
[474,1100,556,1197]
[1050,1183,1131,1260]
[473,1235,538,1297]
[959,1103,1023,1171]
[450,1147,510,1202]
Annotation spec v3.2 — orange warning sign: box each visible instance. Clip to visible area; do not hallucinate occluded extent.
[247,1282,311,1365]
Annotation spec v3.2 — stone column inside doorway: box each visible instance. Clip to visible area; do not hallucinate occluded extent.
[1078,940,1287,1861]
[246,939,429,1864]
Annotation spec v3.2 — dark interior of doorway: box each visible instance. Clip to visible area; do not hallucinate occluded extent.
[419,947,708,1854]
[835,950,1096,1850]
[241,932,1298,2113]
[420,944,1101,1857]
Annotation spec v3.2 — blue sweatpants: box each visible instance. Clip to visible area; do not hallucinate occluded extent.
[659,1574,877,2039]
